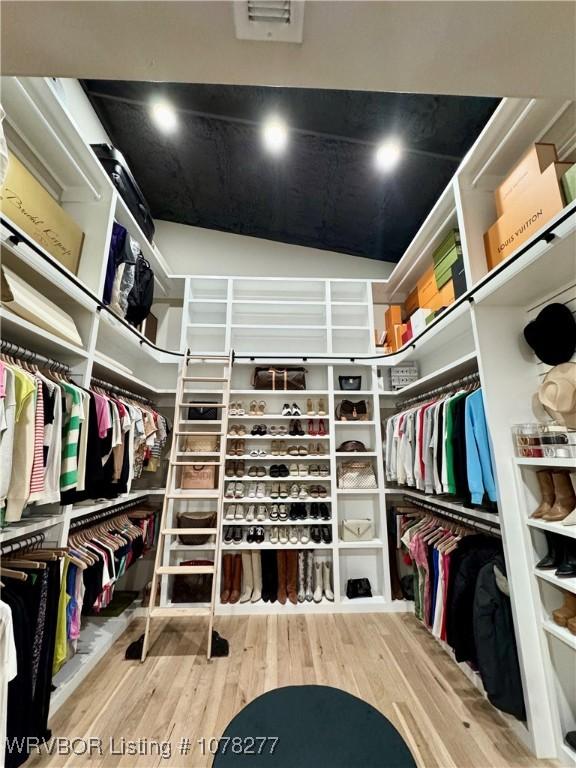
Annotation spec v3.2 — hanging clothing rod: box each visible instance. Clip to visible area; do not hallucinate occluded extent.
[69,497,151,532]
[90,376,155,405]
[1,532,45,556]
[396,371,480,409]
[0,339,71,374]
[400,494,501,535]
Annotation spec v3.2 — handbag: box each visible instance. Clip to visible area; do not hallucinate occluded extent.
[181,464,216,489]
[187,403,218,420]
[253,367,307,391]
[182,435,219,453]
[336,399,369,421]
[177,512,216,545]
[336,440,367,453]
[337,460,377,489]
[171,559,213,603]
[340,519,375,541]
[339,375,362,391]
[346,578,372,599]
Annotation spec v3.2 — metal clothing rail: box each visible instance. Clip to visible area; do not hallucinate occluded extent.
[0,339,71,374]
[90,376,155,406]
[69,497,150,531]
[396,371,481,409]
[1,532,45,556]
[400,494,501,535]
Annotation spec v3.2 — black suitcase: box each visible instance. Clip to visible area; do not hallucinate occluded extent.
[91,144,155,243]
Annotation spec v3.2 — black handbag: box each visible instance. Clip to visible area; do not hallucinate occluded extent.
[346,578,372,599]
[336,399,369,421]
[339,375,362,391]
[187,402,218,420]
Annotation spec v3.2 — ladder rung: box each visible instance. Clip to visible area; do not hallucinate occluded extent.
[182,377,227,382]
[167,491,220,499]
[176,451,221,456]
[156,565,215,575]
[172,461,221,466]
[162,528,217,535]
[187,356,229,362]
[149,606,211,617]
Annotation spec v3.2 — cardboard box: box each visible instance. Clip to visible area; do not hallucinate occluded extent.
[495,143,557,216]
[385,305,403,334]
[427,280,455,312]
[416,265,438,308]
[404,288,419,316]
[0,151,84,273]
[484,161,570,271]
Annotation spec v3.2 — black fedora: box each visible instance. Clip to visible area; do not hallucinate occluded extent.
[523,303,576,366]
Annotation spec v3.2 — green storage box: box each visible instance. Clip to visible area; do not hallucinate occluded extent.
[434,244,461,288]
[562,164,576,203]
[425,312,437,326]
[432,229,461,265]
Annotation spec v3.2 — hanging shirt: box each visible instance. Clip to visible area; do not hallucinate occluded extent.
[28,376,45,501]
[60,382,82,493]
[5,367,36,522]
[0,367,17,510]
[0,599,17,768]
[35,375,62,505]
[465,389,498,504]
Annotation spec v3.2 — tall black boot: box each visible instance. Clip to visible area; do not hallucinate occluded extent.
[556,540,576,578]
[536,532,563,570]
[261,550,272,602]
[268,550,278,603]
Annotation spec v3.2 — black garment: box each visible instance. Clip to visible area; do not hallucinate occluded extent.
[261,551,278,603]
[3,591,33,768]
[473,556,526,720]
[82,552,104,614]
[445,534,502,664]
[451,394,470,503]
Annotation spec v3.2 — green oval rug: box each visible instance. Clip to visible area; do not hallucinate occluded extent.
[212,685,417,767]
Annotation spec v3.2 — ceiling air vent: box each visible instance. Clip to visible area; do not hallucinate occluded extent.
[233,0,305,43]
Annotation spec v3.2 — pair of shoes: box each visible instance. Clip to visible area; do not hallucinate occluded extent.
[308,484,328,498]
[251,424,267,436]
[247,465,266,477]
[288,444,309,456]
[248,400,266,415]
[310,525,332,544]
[224,526,244,545]
[289,419,305,436]
[229,402,245,416]
[288,483,309,499]
[270,464,289,477]
[308,442,326,456]
[289,502,308,520]
[235,550,262,603]
[269,425,288,436]
[249,448,267,457]
[297,552,334,602]
[228,439,246,456]
[532,470,576,522]
[247,482,266,499]
[246,526,265,544]
[552,591,576,634]
[271,440,288,456]
[270,503,287,521]
[306,398,326,416]
[536,532,576,578]
[228,423,247,436]
[245,504,266,522]
[225,481,246,498]
[270,482,289,499]
[225,460,246,477]
[282,403,302,416]
[307,419,327,436]
[220,553,243,603]
[225,504,244,521]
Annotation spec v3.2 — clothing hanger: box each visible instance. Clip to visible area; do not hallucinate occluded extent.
[0,567,28,581]
[3,558,47,570]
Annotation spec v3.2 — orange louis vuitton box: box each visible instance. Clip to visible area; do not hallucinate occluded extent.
[427,279,455,312]
[484,161,571,271]
[416,265,438,308]
[404,287,419,316]
[495,143,557,216]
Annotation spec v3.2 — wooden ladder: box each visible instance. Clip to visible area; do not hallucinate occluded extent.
[141,350,233,661]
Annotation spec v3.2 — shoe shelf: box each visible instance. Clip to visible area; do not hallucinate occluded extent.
[230,435,330,440]
[335,421,377,426]
[528,518,576,541]
[230,415,328,420]
[337,539,384,548]
[515,457,576,469]
[385,486,501,526]
[335,452,377,457]
[535,569,576,597]
[224,519,332,526]
[230,390,329,395]
[226,454,328,461]
[225,476,331,482]
[223,497,333,504]
[542,619,576,652]
[221,542,334,551]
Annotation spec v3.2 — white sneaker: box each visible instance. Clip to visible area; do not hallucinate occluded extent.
[256,504,267,522]
[256,482,266,499]
[225,482,236,498]
[234,505,244,520]
[225,504,235,520]
[269,526,279,544]
[299,486,308,499]
[245,504,256,522]
[300,525,310,544]
[289,526,299,545]
[248,482,257,498]
[279,526,289,545]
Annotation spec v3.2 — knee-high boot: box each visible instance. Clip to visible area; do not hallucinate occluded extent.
[251,550,262,602]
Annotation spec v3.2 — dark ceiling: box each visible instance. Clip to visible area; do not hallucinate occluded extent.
[82,81,499,262]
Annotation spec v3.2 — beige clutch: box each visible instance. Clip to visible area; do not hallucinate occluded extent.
[340,519,375,541]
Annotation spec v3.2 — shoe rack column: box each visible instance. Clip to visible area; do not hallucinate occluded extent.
[371,364,392,603]
[327,364,341,606]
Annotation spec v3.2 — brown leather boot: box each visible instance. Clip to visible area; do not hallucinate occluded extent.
[552,592,576,627]
[531,471,555,519]
[229,554,243,604]
[277,550,287,605]
[286,551,298,604]
[220,555,233,603]
[567,615,576,636]
[543,472,576,521]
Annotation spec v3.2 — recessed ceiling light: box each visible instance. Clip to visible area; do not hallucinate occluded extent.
[151,100,178,133]
[262,116,288,154]
[375,138,402,172]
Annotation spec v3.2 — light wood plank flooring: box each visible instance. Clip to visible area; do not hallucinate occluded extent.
[27,613,557,768]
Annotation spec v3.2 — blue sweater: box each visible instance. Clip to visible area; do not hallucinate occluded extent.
[465,389,498,504]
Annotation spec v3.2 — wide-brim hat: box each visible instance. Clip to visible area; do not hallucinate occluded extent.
[523,303,576,366]
[534,363,576,429]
